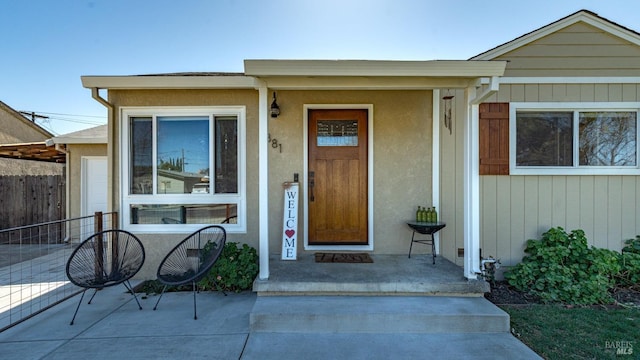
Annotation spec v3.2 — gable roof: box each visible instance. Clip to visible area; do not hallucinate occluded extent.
[48,124,107,145]
[0,100,53,140]
[471,10,640,60]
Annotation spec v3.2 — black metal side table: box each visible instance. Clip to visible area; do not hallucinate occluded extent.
[407,221,446,264]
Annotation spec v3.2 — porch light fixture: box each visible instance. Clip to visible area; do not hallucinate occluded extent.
[270,91,280,118]
[443,92,454,135]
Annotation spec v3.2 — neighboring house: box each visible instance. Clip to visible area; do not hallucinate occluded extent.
[0,100,53,144]
[0,100,64,229]
[46,125,107,240]
[80,10,640,280]
[0,99,64,166]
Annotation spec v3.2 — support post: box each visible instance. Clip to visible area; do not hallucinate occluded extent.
[94,211,103,233]
[432,90,441,254]
[463,86,481,279]
[258,85,270,280]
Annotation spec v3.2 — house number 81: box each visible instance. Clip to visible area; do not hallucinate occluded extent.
[271,138,282,153]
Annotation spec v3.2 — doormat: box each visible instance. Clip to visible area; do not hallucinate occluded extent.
[314,252,373,263]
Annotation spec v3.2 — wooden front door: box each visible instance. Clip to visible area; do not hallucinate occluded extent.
[308,109,368,245]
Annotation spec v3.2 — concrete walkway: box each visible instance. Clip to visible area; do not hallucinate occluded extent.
[0,285,542,359]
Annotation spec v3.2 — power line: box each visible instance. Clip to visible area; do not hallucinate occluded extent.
[45,115,105,125]
[17,110,107,136]
[19,111,49,122]
[19,110,106,125]
[33,111,106,119]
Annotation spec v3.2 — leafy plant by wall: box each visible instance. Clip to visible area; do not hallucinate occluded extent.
[505,227,622,305]
[618,236,640,287]
[198,242,258,293]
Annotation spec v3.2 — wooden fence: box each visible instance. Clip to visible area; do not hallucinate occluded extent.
[0,175,66,239]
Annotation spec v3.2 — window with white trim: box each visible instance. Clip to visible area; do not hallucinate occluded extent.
[121,107,246,232]
[510,103,640,175]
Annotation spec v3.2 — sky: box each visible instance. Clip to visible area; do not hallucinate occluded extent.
[1,0,640,136]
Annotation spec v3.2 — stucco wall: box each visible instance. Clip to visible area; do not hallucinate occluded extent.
[107,89,433,278]
[0,158,63,176]
[108,89,259,278]
[267,90,433,255]
[66,144,107,220]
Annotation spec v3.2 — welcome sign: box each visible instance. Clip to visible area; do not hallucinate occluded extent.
[281,182,299,260]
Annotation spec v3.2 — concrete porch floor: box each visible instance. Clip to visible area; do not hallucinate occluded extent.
[253,254,489,296]
[0,250,542,359]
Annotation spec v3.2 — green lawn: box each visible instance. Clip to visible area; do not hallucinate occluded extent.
[502,304,639,359]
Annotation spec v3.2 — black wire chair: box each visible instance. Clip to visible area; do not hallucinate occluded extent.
[153,225,226,319]
[65,229,145,325]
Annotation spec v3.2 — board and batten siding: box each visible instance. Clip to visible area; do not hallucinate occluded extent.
[496,22,640,77]
[478,83,640,267]
[437,16,640,270]
[440,82,640,268]
[439,88,467,266]
[480,175,640,267]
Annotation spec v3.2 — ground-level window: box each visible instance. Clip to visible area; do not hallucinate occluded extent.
[510,103,639,175]
[121,107,245,232]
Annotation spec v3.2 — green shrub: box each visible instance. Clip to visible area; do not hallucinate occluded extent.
[617,236,640,287]
[504,227,621,304]
[622,235,640,255]
[198,242,259,293]
[617,252,640,287]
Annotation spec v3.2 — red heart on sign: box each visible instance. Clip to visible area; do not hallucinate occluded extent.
[285,229,295,238]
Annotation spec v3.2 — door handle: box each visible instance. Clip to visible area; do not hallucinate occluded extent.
[309,171,315,202]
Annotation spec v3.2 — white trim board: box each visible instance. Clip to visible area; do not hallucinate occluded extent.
[118,106,248,234]
[509,102,640,176]
[432,90,441,254]
[484,77,640,84]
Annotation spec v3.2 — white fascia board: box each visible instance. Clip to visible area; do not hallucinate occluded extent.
[244,60,506,78]
[50,136,107,145]
[81,75,260,89]
[473,11,640,61]
[484,76,640,84]
[263,76,476,90]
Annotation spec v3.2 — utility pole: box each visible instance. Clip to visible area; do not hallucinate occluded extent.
[19,111,49,123]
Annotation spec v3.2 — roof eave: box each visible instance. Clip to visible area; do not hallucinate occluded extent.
[81,75,261,90]
[244,59,507,78]
[49,137,107,145]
